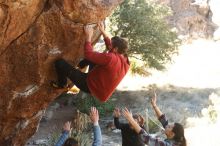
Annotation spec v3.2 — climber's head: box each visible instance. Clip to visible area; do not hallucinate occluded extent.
[111,36,128,56]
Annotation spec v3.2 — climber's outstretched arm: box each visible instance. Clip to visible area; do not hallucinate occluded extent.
[84,25,93,42]
[98,22,109,38]
[84,26,112,65]
[98,22,112,51]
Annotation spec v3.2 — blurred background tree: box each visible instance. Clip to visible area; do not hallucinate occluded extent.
[110,0,180,72]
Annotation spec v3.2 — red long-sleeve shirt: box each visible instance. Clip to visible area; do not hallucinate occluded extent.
[84,37,130,102]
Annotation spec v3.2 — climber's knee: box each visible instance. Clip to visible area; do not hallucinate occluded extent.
[55,59,67,69]
[55,59,75,74]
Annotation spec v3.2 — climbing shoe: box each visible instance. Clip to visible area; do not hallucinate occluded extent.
[67,85,80,94]
[50,81,70,89]
[51,81,80,94]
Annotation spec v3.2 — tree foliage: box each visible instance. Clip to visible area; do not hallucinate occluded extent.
[110,0,180,70]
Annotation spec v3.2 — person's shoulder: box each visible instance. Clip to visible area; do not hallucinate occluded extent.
[110,53,127,60]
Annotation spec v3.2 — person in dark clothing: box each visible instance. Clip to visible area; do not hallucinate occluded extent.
[122,92,187,146]
[113,108,145,146]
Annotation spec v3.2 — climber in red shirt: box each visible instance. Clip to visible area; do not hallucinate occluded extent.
[52,22,130,102]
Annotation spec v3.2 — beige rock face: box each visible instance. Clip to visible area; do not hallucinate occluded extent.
[157,0,214,39]
[0,0,122,145]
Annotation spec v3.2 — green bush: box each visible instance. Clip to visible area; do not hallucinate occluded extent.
[110,0,180,71]
[130,59,151,76]
[75,93,115,117]
[147,118,162,133]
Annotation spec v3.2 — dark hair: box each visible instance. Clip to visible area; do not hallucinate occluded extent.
[63,138,78,146]
[133,114,145,127]
[111,36,128,56]
[172,123,186,146]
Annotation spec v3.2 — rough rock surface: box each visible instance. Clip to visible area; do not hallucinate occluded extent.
[0,0,122,145]
[157,0,214,39]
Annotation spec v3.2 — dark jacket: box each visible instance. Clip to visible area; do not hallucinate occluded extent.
[114,117,145,146]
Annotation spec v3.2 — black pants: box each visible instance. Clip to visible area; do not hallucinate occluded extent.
[78,59,95,71]
[55,59,93,93]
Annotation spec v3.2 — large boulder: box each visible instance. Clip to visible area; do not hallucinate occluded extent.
[0,0,123,145]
